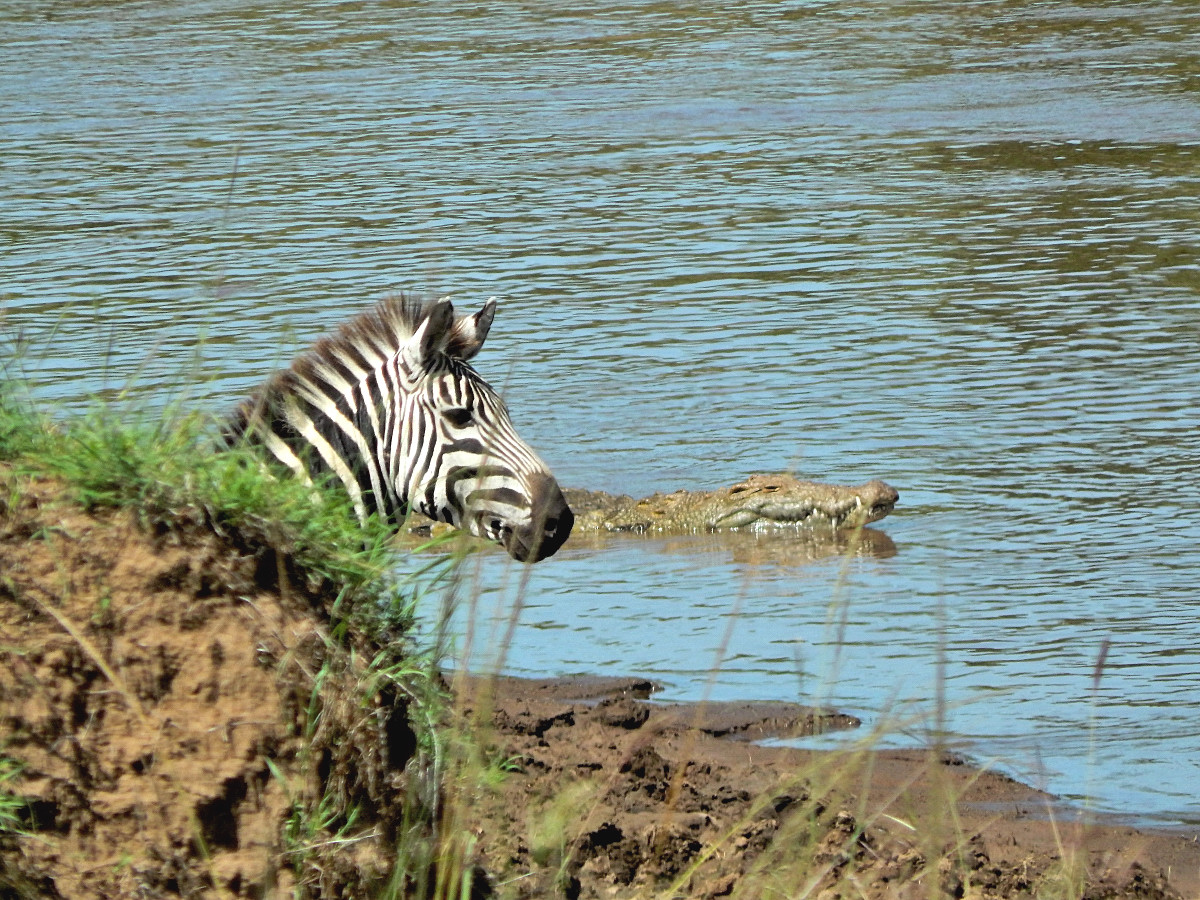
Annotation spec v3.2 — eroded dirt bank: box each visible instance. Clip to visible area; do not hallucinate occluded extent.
[2,476,1199,899]
[0,475,416,898]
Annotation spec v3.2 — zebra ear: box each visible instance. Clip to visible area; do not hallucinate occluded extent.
[449,297,496,361]
[407,298,456,367]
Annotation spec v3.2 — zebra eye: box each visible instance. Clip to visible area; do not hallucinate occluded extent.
[443,407,474,429]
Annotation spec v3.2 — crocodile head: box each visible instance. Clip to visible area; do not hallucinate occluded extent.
[705,475,899,531]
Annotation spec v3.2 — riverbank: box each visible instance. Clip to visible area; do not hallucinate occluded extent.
[3,464,1198,899]
[456,674,1200,899]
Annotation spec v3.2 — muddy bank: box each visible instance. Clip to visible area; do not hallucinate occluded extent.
[456,675,1200,900]
[2,473,1199,899]
[0,474,418,898]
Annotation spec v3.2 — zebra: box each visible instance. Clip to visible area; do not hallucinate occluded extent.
[224,295,574,563]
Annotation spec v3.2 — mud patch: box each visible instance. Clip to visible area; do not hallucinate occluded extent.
[455,676,1200,900]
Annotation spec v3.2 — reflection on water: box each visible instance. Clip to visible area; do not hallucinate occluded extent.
[568,526,897,568]
[3,0,1200,826]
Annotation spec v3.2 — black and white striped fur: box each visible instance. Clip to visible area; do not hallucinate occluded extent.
[225,296,573,563]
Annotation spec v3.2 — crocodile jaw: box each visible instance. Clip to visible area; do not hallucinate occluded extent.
[709,502,858,531]
[708,483,899,531]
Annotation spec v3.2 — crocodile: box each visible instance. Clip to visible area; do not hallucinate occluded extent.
[562,475,898,535]
[403,474,897,544]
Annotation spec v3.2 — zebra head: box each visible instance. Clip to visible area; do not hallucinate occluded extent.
[397,299,574,562]
[226,295,574,563]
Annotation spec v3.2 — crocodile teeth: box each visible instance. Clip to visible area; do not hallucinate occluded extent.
[711,508,762,529]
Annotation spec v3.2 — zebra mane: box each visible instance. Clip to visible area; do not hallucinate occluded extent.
[303,294,483,372]
[226,294,484,440]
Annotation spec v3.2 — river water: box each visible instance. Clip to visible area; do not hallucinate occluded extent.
[3,1,1200,827]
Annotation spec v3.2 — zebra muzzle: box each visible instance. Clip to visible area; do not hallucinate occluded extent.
[501,474,574,563]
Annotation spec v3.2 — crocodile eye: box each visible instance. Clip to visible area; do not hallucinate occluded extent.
[443,407,474,429]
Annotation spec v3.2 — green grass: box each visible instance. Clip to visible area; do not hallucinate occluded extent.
[0,757,27,837]
[0,377,45,463]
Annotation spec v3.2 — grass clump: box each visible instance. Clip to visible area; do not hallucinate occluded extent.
[0,757,27,837]
[0,374,423,640]
[41,409,390,596]
[0,378,47,463]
